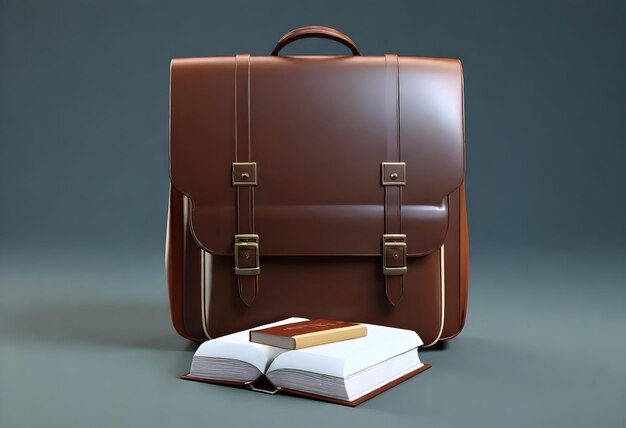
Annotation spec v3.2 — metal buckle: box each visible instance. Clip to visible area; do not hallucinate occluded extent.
[234,234,260,275]
[383,234,407,275]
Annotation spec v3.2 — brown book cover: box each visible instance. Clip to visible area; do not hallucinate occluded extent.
[249,319,367,349]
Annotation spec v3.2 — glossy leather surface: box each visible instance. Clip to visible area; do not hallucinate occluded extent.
[169,55,464,258]
[167,27,468,344]
[166,184,467,344]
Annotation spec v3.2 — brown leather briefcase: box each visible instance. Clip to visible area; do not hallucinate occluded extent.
[167,26,468,347]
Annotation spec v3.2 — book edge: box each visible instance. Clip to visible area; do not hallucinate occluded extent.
[249,331,296,349]
[278,363,431,406]
[293,324,367,349]
[181,363,431,407]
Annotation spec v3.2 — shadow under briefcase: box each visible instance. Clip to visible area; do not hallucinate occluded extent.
[166,26,468,347]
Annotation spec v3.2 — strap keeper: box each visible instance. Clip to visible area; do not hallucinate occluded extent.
[235,234,260,275]
[383,234,407,275]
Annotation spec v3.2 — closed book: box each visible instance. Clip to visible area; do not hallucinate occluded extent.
[249,318,367,350]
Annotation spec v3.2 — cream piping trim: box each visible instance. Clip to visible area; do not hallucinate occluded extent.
[200,249,212,340]
[421,245,446,348]
[184,195,212,340]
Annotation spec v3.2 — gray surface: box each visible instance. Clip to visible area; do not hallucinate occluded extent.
[1,0,626,426]
[1,246,625,427]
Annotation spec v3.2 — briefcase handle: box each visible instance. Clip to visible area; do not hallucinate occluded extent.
[270,26,361,56]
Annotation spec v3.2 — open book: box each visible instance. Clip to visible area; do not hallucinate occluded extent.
[182,318,430,406]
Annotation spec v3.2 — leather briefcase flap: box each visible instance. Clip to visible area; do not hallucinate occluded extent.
[170,56,464,257]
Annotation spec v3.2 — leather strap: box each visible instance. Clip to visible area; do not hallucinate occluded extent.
[235,54,258,307]
[271,26,361,56]
[384,54,403,306]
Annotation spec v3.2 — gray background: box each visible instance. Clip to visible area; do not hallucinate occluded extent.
[1,0,625,427]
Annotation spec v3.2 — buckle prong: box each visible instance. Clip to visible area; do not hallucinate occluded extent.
[382,234,407,275]
[235,234,260,275]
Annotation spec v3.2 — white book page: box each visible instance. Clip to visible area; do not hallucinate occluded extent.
[344,349,423,401]
[267,323,422,378]
[193,317,308,373]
